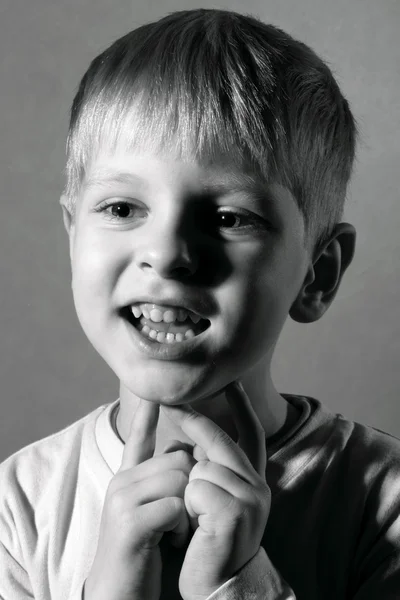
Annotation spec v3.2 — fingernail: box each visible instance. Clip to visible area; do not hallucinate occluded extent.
[229,380,244,392]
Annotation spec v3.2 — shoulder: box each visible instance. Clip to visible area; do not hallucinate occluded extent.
[298,395,400,468]
[310,400,400,485]
[0,404,108,513]
[305,402,400,554]
[336,420,400,592]
[0,404,114,586]
[340,416,400,468]
[290,396,400,506]
[346,420,400,506]
[283,395,400,478]
[316,409,400,531]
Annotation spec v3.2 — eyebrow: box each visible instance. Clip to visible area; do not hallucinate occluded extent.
[82,170,149,192]
[82,169,274,204]
[202,178,269,199]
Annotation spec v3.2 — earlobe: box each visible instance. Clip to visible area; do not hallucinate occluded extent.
[289,223,356,324]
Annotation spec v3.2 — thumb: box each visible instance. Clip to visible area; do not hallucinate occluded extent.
[160,439,194,455]
[192,443,208,462]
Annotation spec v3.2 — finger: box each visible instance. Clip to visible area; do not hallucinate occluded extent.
[159,439,194,456]
[165,504,191,548]
[115,450,196,490]
[189,460,253,498]
[225,381,267,478]
[120,470,189,507]
[192,443,208,462]
[119,399,160,472]
[134,497,189,548]
[161,404,257,485]
[185,479,238,525]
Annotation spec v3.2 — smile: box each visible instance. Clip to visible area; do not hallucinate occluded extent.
[122,302,211,345]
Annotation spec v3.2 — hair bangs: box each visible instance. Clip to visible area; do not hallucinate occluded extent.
[64,12,283,211]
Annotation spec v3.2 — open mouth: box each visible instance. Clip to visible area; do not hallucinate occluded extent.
[121,304,211,344]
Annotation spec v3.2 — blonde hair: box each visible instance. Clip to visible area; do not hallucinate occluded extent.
[64,8,358,253]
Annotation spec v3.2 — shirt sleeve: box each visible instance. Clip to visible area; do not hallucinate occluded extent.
[351,550,400,599]
[349,457,400,600]
[205,547,296,600]
[67,583,85,600]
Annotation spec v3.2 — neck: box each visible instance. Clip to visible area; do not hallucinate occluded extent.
[116,360,299,454]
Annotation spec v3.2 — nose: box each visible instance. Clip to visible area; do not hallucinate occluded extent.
[135,223,199,279]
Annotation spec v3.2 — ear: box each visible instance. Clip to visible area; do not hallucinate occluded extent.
[289,223,356,323]
[59,194,75,264]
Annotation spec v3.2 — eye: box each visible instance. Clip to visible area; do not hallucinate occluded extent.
[216,211,241,229]
[94,199,146,222]
[214,208,270,234]
[107,202,134,219]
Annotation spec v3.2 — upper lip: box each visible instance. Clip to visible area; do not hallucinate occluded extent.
[125,297,213,320]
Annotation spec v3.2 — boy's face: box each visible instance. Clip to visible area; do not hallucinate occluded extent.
[64,148,310,404]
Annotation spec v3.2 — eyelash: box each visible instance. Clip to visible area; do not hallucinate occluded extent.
[213,208,270,233]
[94,200,271,233]
[94,200,144,222]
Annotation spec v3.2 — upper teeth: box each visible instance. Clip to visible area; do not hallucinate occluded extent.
[131,303,201,324]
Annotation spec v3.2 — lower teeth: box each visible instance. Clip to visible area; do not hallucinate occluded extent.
[139,324,196,343]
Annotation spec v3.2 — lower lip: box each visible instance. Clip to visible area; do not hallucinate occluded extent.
[124,317,211,361]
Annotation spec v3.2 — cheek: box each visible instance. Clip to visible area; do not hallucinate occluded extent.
[222,245,301,339]
[71,229,122,319]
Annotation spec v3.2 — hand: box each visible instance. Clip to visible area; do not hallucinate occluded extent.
[84,399,196,600]
[162,381,270,600]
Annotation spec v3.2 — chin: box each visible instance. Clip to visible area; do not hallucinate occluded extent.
[120,369,211,405]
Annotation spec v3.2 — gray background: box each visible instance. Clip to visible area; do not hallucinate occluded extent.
[0,0,399,462]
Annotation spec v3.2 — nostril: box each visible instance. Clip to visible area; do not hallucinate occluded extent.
[138,249,198,279]
[175,267,192,277]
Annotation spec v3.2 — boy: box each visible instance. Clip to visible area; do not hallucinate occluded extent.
[1,7,399,599]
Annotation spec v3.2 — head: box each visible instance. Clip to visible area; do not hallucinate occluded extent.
[60,9,357,405]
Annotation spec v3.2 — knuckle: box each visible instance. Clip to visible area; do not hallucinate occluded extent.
[173,448,189,463]
[190,459,209,478]
[162,438,182,452]
[129,507,150,538]
[215,496,245,526]
[254,482,271,505]
[129,415,145,435]
[168,496,185,514]
[247,484,262,504]
[211,427,233,448]
[107,489,129,517]
[245,490,269,523]
[182,410,198,425]
[252,421,265,437]
[170,469,189,489]
[173,449,195,470]
[249,492,262,511]
[245,486,268,513]
[186,477,203,496]
[261,489,271,512]
[164,440,192,453]
[106,477,120,497]
[227,495,243,517]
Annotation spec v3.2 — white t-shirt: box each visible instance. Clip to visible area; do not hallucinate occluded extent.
[1,395,400,599]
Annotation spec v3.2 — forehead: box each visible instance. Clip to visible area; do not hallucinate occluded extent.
[82,147,270,199]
